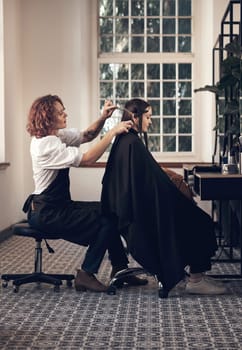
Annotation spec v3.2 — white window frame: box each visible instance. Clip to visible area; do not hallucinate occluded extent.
[94,0,216,163]
[0,0,5,163]
[98,54,195,162]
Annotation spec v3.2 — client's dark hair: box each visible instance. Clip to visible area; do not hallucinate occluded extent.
[121,98,150,148]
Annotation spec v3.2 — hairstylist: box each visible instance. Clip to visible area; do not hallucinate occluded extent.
[23,95,148,292]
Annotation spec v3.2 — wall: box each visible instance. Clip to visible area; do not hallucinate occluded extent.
[20,0,97,199]
[0,0,101,232]
[0,0,233,231]
[0,0,24,231]
[193,0,230,161]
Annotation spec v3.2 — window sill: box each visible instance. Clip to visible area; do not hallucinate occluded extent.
[0,162,10,170]
[84,162,208,169]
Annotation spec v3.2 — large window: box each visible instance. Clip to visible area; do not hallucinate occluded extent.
[99,0,192,53]
[98,0,194,156]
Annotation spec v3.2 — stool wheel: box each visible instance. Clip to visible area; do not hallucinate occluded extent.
[2,281,8,288]
[13,285,19,293]
[158,287,169,298]
[53,285,60,292]
[67,280,73,288]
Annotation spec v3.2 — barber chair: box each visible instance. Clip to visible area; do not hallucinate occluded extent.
[1,222,75,293]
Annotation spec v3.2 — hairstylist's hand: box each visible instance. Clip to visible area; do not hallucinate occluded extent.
[112,120,133,136]
[101,99,117,120]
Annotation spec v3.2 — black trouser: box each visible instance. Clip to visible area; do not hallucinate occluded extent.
[81,216,129,274]
[189,258,212,274]
[28,210,128,274]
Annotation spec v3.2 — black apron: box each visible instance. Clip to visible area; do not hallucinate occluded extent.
[23,168,102,246]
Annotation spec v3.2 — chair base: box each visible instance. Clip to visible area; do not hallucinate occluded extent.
[107,267,169,298]
[2,272,75,292]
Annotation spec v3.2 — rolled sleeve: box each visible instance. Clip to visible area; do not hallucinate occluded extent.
[31,135,83,169]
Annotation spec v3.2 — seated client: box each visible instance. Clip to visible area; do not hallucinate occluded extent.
[101,98,227,296]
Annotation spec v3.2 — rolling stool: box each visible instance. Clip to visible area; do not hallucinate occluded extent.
[1,222,75,292]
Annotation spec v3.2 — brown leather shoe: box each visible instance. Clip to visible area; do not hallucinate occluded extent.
[75,269,108,292]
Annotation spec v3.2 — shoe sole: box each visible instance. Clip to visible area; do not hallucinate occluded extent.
[75,284,107,292]
[186,289,227,295]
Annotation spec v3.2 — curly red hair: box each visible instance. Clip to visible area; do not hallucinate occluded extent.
[26,94,64,137]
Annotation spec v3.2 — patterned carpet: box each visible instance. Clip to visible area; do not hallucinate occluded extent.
[0,235,242,350]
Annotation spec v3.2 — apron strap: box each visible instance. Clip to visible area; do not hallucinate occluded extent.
[22,194,35,213]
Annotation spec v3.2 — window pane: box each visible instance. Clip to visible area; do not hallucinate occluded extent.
[100,37,113,52]
[116,0,129,16]
[131,64,144,79]
[179,99,191,115]
[178,82,191,97]
[163,37,175,52]
[163,19,175,34]
[163,0,175,16]
[100,18,113,34]
[147,18,160,34]
[110,108,122,121]
[147,64,160,79]
[163,82,176,97]
[179,64,191,79]
[131,82,144,96]
[131,37,144,51]
[163,136,176,152]
[147,0,160,16]
[163,100,176,115]
[147,37,160,52]
[218,117,225,134]
[149,136,160,152]
[179,118,191,133]
[179,135,192,151]
[178,36,191,52]
[100,82,113,98]
[100,64,113,80]
[163,64,176,79]
[116,18,129,34]
[116,99,128,109]
[132,19,144,34]
[99,0,113,16]
[178,0,191,16]
[163,118,176,133]
[147,82,160,97]
[149,100,160,115]
[116,82,129,98]
[178,19,191,34]
[115,36,129,52]
[102,116,119,134]
[149,118,160,133]
[218,99,225,115]
[131,0,144,16]
[117,64,129,79]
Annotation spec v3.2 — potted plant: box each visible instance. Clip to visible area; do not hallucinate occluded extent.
[194,37,242,165]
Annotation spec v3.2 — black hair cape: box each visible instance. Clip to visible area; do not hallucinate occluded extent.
[101,129,217,291]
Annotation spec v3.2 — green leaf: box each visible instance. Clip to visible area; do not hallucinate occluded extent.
[218,74,239,89]
[225,39,242,57]
[223,100,239,115]
[194,85,222,94]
